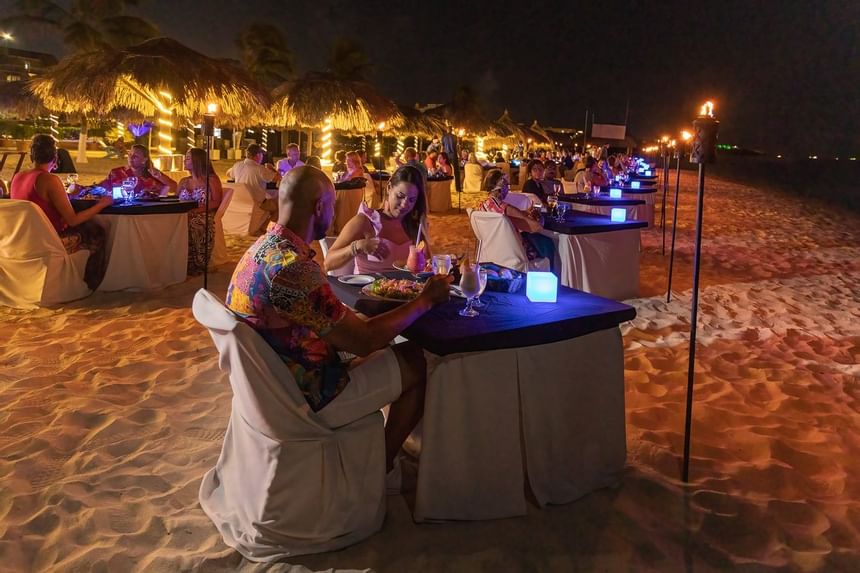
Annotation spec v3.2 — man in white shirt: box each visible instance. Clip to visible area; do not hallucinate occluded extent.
[276,143,304,176]
[227,143,280,233]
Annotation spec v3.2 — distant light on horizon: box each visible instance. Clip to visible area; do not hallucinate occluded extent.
[851,157,857,161]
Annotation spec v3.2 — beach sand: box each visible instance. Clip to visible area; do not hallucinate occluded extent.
[1,160,859,572]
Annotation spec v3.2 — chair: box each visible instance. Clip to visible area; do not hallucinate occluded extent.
[318,236,354,277]
[209,187,234,269]
[0,200,91,308]
[364,173,382,209]
[221,183,270,237]
[469,210,550,272]
[331,186,364,235]
[463,163,484,192]
[504,192,534,211]
[192,289,386,562]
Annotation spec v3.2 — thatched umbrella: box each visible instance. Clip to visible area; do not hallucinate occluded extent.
[29,37,268,161]
[0,81,47,118]
[426,86,493,137]
[269,72,403,132]
[393,105,448,140]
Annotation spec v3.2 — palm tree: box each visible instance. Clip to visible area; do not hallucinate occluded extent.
[2,0,160,162]
[235,23,293,89]
[326,38,372,81]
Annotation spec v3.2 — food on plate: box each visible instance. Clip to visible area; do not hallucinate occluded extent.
[366,278,423,300]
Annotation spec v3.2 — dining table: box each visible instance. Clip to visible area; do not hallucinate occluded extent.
[425,176,453,213]
[72,198,196,291]
[329,272,634,521]
[559,192,649,226]
[542,212,645,299]
[608,186,658,226]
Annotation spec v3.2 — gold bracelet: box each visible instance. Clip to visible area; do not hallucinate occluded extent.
[351,240,359,256]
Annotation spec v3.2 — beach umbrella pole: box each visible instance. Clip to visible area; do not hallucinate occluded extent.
[666,149,682,302]
[682,104,719,483]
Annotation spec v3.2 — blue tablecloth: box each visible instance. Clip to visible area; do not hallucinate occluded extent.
[327,272,635,356]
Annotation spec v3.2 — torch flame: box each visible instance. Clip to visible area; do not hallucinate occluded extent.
[377,122,386,131]
[699,101,715,117]
[681,130,692,141]
[206,103,218,114]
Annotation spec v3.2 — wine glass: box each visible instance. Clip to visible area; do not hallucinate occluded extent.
[556,202,569,222]
[553,180,562,197]
[122,177,136,204]
[458,265,483,317]
[471,266,489,309]
[546,194,558,219]
[432,254,452,276]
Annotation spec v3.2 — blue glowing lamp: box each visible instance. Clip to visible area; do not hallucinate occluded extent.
[526,272,557,303]
[609,187,622,198]
[610,208,627,222]
[645,169,652,176]
[631,181,641,189]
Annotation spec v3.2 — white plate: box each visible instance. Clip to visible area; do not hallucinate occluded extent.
[338,274,376,286]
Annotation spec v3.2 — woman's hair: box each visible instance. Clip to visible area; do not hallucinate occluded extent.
[334,150,347,162]
[130,143,153,178]
[30,134,57,164]
[482,168,505,193]
[527,159,544,177]
[468,152,478,163]
[305,155,322,169]
[494,152,505,162]
[585,156,596,168]
[346,151,361,168]
[438,151,450,164]
[388,165,427,242]
[186,146,215,179]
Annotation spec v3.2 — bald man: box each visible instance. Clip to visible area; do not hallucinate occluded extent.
[226,166,451,487]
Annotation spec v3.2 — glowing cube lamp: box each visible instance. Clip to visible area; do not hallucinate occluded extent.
[631,181,641,189]
[609,187,622,198]
[610,208,627,222]
[112,187,123,200]
[526,272,557,303]
[644,170,652,176]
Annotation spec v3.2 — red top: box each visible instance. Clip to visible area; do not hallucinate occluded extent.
[10,169,68,233]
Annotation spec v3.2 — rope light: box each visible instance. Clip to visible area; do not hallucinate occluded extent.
[157,91,173,156]
[321,117,333,165]
[49,114,59,137]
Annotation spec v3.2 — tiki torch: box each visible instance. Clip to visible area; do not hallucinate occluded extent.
[660,135,670,254]
[202,103,217,290]
[667,130,692,302]
[681,101,719,483]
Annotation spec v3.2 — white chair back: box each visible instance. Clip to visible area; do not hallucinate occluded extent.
[469,210,529,272]
[220,182,270,236]
[192,289,385,560]
[463,164,484,192]
[209,187,233,268]
[504,192,533,211]
[318,236,354,276]
[364,173,382,209]
[0,199,90,307]
[331,186,365,236]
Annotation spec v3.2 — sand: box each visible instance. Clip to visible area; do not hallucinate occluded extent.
[1,160,859,572]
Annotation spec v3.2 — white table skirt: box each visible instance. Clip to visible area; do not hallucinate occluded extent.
[541,228,640,300]
[426,180,452,213]
[623,192,656,227]
[95,213,188,291]
[413,327,626,522]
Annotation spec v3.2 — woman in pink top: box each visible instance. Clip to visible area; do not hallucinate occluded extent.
[324,165,430,275]
[10,134,112,290]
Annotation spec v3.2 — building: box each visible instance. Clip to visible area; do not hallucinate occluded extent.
[1,47,57,82]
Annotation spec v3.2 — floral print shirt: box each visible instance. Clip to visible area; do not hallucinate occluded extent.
[226,224,349,411]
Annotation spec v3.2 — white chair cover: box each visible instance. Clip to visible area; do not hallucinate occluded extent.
[331,187,364,235]
[209,187,233,269]
[414,328,626,521]
[541,228,641,300]
[318,236,354,277]
[469,210,549,272]
[503,192,533,211]
[94,213,188,291]
[562,179,578,195]
[425,179,452,213]
[192,289,386,561]
[221,183,269,237]
[463,164,484,192]
[364,174,381,209]
[0,199,90,308]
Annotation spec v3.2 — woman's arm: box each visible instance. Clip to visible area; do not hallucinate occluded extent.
[324,215,376,272]
[208,175,223,212]
[44,173,111,227]
[505,204,542,233]
[149,166,177,196]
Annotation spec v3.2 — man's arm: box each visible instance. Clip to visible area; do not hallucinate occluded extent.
[323,275,451,357]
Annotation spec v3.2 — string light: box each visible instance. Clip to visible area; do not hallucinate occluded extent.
[396,136,404,157]
[48,114,59,137]
[321,117,333,165]
[156,91,173,157]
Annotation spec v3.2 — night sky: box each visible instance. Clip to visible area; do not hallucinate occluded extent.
[3,0,858,158]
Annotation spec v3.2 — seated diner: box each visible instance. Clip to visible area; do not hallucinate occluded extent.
[177,147,223,275]
[99,144,177,199]
[325,165,430,275]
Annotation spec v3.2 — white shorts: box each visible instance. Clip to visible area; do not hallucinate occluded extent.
[317,347,402,429]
